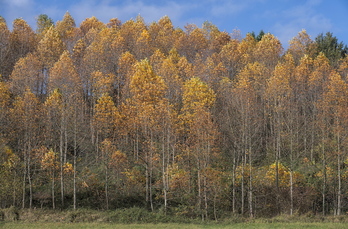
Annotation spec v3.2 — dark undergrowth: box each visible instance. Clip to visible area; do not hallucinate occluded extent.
[0,207,348,224]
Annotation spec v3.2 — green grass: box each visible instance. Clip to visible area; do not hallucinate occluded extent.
[1,222,348,229]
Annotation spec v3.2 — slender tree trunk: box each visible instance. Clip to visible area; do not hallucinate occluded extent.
[22,160,26,209]
[162,132,167,214]
[204,175,208,220]
[322,133,326,216]
[28,150,32,209]
[249,147,253,218]
[105,164,109,210]
[52,169,55,209]
[60,118,64,208]
[73,116,77,210]
[290,129,293,216]
[232,152,236,214]
[241,153,244,215]
[337,145,341,215]
[149,131,154,212]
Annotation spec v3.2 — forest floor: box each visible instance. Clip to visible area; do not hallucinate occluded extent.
[1,222,348,229]
[1,207,348,228]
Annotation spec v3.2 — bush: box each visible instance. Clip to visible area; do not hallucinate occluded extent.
[3,206,19,221]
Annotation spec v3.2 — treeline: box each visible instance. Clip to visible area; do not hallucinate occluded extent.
[0,13,348,219]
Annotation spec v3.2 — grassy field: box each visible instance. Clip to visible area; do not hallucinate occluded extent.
[1,222,348,229]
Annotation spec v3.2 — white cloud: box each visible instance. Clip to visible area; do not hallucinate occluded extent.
[271,0,332,46]
[210,1,247,17]
[68,0,189,27]
[4,0,31,7]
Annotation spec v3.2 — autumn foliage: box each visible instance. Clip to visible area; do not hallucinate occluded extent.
[0,13,348,219]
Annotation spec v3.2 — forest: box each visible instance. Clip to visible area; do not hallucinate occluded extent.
[0,12,348,220]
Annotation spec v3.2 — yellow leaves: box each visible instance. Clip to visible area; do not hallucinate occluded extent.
[295,54,313,81]
[130,59,167,106]
[124,166,146,185]
[167,163,190,191]
[10,53,42,95]
[80,16,106,34]
[63,162,73,174]
[265,162,304,188]
[44,88,63,113]
[136,29,152,59]
[41,149,59,170]
[323,71,348,109]
[309,52,332,87]
[49,50,81,97]
[94,94,120,136]
[56,12,76,39]
[266,53,294,100]
[288,30,316,61]
[37,26,65,69]
[235,62,269,96]
[182,77,216,112]
[0,80,10,107]
[255,33,283,66]
[234,162,304,188]
[110,150,127,168]
[92,71,115,98]
[2,147,19,169]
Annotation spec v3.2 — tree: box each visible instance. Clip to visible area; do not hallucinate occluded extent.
[219,39,242,79]
[9,53,43,96]
[266,53,296,215]
[128,59,170,211]
[36,14,54,35]
[148,16,175,55]
[288,30,316,64]
[8,19,37,78]
[93,93,120,142]
[249,30,265,42]
[180,77,217,220]
[80,16,105,35]
[315,32,347,67]
[255,33,283,69]
[56,12,80,51]
[37,26,65,71]
[0,18,10,77]
[39,148,59,209]
[48,50,82,208]
[11,89,42,209]
[318,71,348,215]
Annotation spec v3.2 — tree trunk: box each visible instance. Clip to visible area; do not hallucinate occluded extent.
[322,134,326,216]
[60,118,64,208]
[105,164,109,210]
[248,148,253,218]
[73,116,77,210]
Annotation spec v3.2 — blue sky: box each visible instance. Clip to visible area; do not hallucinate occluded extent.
[1,0,347,48]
